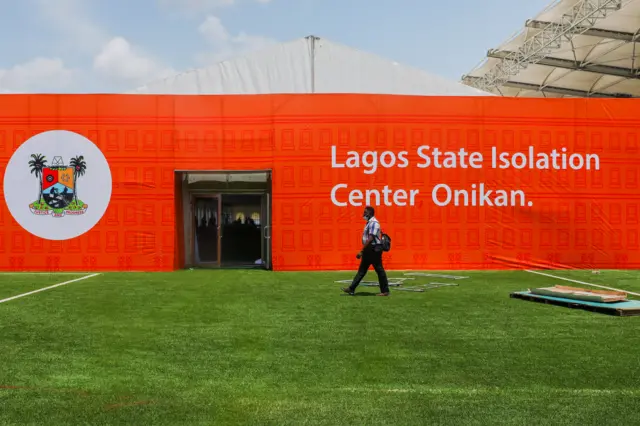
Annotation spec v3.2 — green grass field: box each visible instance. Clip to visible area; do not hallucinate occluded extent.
[1,269,639,425]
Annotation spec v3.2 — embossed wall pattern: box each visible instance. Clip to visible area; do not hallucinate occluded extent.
[0,94,638,271]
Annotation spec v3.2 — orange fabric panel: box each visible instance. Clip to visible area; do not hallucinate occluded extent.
[0,94,638,271]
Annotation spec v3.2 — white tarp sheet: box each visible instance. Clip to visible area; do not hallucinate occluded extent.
[130,37,491,97]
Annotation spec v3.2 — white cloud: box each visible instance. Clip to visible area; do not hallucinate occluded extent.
[34,0,107,54]
[199,15,230,45]
[0,58,76,92]
[29,0,175,90]
[93,37,175,85]
[6,0,276,92]
[196,15,277,64]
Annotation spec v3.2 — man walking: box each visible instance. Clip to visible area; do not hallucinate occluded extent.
[342,206,390,296]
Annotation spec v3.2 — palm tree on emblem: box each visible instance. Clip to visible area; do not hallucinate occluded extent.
[28,154,47,203]
[69,155,86,204]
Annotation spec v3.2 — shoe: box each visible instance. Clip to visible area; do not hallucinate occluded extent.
[377,292,390,296]
[341,287,354,295]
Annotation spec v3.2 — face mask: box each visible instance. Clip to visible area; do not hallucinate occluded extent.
[363,213,370,221]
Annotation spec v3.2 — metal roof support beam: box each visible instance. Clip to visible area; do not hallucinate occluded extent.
[463,76,633,97]
[487,49,640,78]
[463,0,623,92]
[526,19,638,42]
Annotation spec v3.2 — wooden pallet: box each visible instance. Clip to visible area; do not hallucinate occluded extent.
[531,285,628,303]
[511,291,640,317]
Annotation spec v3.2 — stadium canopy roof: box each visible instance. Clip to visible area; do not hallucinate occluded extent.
[131,36,491,96]
[461,0,640,98]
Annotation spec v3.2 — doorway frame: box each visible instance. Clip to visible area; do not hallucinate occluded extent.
[190,193,222,267]
[178,169,273,270]
[261,192,271,270]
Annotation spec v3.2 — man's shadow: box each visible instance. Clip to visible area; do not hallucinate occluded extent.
[341,292,377,297]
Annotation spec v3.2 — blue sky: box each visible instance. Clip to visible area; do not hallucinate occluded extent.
[0,0,551,93]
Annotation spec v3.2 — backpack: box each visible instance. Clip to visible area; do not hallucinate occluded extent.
[380,232,391,252]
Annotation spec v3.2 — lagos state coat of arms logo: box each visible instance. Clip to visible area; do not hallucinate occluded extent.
[28,154,88,218]
[4,130,112,241]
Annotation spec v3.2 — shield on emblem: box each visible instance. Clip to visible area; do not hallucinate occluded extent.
[42,167,75,209]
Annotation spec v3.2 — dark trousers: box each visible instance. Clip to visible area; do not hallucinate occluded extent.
[349,246,389,293]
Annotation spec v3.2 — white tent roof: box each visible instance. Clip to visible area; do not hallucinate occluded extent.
[462,0,640,98]
[130,36,491,96]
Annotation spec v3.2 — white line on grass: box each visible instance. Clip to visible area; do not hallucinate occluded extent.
[525,270,640,297]
[0,272,90,275]
[0,273,101,305]
[334,386,640,396]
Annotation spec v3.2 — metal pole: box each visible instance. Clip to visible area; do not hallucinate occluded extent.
[309,35,316,93]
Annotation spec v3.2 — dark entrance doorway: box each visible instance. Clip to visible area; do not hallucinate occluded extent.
[220,194,263,266]
[178,171,272,269]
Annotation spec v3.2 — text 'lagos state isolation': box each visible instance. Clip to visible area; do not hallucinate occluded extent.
[329,145,601,208]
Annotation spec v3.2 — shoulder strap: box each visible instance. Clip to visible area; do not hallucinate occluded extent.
[372,219,382,243]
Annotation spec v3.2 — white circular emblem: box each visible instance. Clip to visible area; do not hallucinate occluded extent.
[3,130,112,241]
